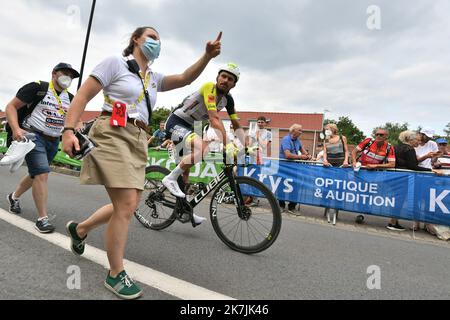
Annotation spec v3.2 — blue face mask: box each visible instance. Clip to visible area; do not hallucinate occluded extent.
[141,38,161,61]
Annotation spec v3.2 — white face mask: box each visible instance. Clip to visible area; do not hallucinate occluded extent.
[325,129,332,137]
[57,75,72,89]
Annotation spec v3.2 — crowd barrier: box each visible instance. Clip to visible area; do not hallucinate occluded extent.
[237,159,450,226]
[2,131,449,226]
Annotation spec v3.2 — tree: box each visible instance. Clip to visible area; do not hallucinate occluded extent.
[374,122,409,146]
[324,116,365,145]
[149,107,171,133]
[444,122,450,139]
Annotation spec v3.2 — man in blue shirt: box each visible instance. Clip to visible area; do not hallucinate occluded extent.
[279,124,311,214]
[147,121,167,147]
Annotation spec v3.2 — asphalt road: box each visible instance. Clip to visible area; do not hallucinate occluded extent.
[1,165,450,300]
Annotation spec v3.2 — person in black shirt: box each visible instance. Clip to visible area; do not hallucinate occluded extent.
[386,130,430,231]
[5,63,80,233]
[395,131,431,172]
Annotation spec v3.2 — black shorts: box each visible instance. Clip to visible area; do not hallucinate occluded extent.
[165,114,201,160]
[165,114,194,146]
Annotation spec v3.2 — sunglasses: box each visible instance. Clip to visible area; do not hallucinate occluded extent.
[439,143,448,146]
[375,133,386,137]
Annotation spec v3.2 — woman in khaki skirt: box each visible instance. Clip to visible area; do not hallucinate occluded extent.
[62,26,222,299]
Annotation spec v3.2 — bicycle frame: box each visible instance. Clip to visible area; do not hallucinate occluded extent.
[188,164,246,214]
[152,164,246,217]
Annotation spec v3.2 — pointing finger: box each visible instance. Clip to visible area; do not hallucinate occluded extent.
[215,31,222,42]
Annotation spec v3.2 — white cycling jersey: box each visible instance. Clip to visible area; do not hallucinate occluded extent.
[172,82,236,126]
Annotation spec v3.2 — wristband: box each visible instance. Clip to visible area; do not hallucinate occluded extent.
[61,127,75,133]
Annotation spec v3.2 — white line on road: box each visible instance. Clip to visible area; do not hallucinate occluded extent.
[0,208,234,300]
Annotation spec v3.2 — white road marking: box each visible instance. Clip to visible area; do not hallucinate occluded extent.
[0,208,234,300]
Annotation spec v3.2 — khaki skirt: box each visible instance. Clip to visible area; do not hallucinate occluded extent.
[80,115,148,190]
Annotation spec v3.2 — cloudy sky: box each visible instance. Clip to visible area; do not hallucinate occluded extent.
[1,0,449,136]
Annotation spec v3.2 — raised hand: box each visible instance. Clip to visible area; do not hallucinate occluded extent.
[205,31,222,59]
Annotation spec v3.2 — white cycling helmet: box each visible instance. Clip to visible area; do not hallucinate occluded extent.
[218,62,240,82]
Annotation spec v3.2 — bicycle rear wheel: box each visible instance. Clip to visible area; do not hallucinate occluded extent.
[134,165,178,230]
[210,176,282,254]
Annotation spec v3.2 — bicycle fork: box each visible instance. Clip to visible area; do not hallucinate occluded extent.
[223,165,247,219]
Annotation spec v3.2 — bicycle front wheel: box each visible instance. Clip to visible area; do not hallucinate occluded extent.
[134,165,177,230]
[210,176,282,254]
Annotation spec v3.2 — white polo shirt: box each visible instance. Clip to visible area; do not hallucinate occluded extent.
[91,55,165,125]
[415,140,439,169]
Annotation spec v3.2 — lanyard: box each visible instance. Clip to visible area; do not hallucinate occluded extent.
[136,71,151,105]
[104,71,151,109]
[49,81,67,116]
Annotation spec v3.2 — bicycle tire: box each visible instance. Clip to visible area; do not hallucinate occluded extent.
[134,165,178,230]
[209,176,282,254]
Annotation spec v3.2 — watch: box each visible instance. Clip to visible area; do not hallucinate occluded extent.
[61,127,75,133]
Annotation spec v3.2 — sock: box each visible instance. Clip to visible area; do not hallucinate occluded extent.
[38,216,48,222]
[167,164,184,180]
[11,192,19,200]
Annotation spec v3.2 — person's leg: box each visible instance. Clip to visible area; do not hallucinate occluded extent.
[279,200,286,210]
[7,175,33,214]
[102,188,143,299]
[31,173,50,219]
[164,135,209,197]
[389,218,397,225]
[24,135,57,220]
[104,188,141,277]
[12,175,33,198]
[288,202,297,211]
[75,204,114,238]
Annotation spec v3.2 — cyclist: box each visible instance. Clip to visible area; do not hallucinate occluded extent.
[162,63,243,225]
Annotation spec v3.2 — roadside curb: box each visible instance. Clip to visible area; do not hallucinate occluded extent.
[51,165,80,177]
[285,213,450,248]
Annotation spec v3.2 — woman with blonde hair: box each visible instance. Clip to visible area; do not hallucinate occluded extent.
[388,130,431,231]
[322,123,349,167]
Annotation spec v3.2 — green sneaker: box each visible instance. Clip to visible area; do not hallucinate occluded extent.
[104,270,142,300]
[66,221,87,256]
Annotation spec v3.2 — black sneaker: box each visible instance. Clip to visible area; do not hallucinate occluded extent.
[7,193,21,214]
[355,215,365,224]
[66,221,86,255]
[386,223,406,231]
[35,217,55,233]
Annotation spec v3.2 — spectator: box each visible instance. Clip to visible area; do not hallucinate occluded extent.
[203,123,222,153]
[249,115,272,161]
[227,122,244,150]
[5,62,80,233]
[352,128,396,170]
[386,131,431,231]
[314,143,324,163]
[415,128,440,169]
[322,123,349,167]
[321,123,349,224]
[147,121,166,147]
[432,138,449,169]
[279,124,311,215]
[351,128,395,223]
[412,128,440,231]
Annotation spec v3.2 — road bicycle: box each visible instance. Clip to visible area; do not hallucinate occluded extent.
[134,161,282,254]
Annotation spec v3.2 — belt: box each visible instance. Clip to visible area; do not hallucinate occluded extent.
[100,111,150,134]
[29,129,59,142]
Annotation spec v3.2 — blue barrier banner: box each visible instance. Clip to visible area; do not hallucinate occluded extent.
[238,160,450,226]
[413,173,450,226]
